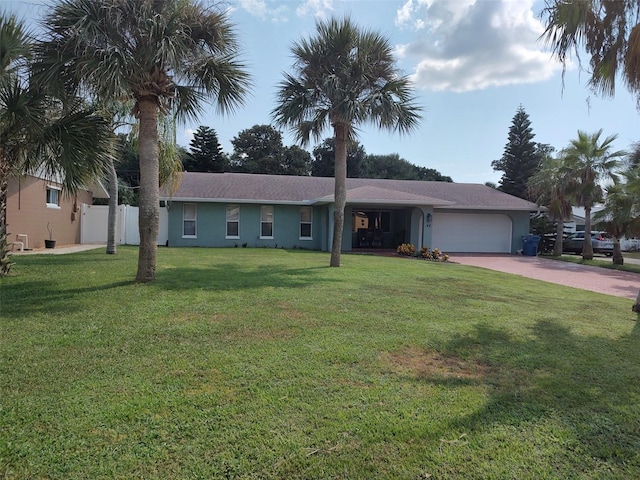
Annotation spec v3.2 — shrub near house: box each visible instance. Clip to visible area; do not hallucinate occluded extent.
[396,243,449,261]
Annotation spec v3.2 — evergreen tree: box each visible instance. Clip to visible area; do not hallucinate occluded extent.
[492,105,544,200]
[186,126,227,172]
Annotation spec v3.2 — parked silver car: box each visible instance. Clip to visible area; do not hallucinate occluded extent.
[562,231,614,256]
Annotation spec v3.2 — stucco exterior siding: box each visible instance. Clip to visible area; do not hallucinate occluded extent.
[162,173,538,254]
[7,176,92,249]
[167,202,326,250]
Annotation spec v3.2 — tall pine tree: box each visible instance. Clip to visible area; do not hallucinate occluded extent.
[186,126,227,172]
[492,105,545,200]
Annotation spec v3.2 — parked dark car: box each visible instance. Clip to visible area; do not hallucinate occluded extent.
[562,231,613,256]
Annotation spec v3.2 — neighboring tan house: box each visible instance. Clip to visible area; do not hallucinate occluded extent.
[162,172,539,254]
[6,173,108,250]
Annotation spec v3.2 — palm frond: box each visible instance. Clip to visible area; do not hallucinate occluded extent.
[34,0,251,119]
[273,15,422,144]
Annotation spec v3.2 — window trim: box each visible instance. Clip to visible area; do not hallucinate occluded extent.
[182,203,197,238]
[260,205,274,239]
[299,206,313,240]
[226,204,240,239]
[46,185,61,209]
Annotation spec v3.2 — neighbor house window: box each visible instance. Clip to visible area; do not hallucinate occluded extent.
[260,205,274,238]
[226,204,240,239]
[182,203,197,237]
[46,186,60,208]
[300,207,312,239]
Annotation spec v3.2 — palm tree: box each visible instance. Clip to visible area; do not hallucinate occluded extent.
[542,0,640,101]
[560,130,624,260]
[0,13,112,276]
[35,0,250,282]
[272,16,422,267]
[542,0,640,311]
[106,157,118,255]
[593,173,640,265]
[528,154,573,256]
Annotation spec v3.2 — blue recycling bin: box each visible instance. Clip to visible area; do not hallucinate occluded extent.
[522,235,541,256]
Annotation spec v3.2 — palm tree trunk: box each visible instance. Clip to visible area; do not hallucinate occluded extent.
[135,98,160,282]
[553,220,564,256]
[633,289,640,313]
[612,238,623,265]
[106,157,118,255]
[0,153,13,276]
[330,123,348,267]
[582,206,594,260]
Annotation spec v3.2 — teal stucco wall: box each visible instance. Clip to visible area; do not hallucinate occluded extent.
[167,201,531,254]
[509,210,533,253]
[167,202,326,250]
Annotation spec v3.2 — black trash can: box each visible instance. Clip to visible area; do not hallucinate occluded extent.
[522,235,541,256]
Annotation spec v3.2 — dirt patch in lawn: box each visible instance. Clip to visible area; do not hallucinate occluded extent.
[383,347,491,381]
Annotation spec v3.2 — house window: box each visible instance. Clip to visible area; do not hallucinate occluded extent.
[260,205,274,238]
[300,207,312,239]
[46,186,61,208]
[183,203,197,238]
[226,204,240,239]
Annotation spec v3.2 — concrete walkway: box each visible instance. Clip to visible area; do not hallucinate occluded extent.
[11,244,106,255]
[450,253,640,300]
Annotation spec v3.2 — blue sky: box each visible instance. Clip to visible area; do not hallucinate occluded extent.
[6,0,639,184]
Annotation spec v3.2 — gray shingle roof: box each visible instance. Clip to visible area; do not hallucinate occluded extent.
[163,172,539,211]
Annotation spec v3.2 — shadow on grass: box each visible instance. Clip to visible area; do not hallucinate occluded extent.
[2,261,333,319]
[1,280,135,318]
[425,320,640,468]
[156,263,332,292]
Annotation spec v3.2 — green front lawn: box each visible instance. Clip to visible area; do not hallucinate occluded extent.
[2,247,639,479]
[624,251,640,260]
[545,253,640,274]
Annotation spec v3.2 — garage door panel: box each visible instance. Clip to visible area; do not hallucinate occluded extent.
[431,213,512,253]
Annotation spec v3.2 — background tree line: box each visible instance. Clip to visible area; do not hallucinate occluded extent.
[114,123,452,205]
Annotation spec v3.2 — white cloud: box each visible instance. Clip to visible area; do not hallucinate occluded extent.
[395,0,415,27]
[296,0,335,18]
[395,0,564,92]
[238,0,290,22]
[239,0,268,18]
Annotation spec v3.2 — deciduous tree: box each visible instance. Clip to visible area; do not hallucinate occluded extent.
[230,125,286,174]
[311,138,367,178]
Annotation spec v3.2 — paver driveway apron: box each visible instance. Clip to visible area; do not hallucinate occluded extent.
[451,253,640,300]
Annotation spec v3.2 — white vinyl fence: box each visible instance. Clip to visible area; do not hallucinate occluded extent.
[81,204,168,246]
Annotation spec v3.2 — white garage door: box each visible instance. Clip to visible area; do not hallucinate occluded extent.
[431,213,512,253]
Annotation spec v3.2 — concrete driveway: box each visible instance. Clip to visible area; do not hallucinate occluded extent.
[450,253,640,300]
